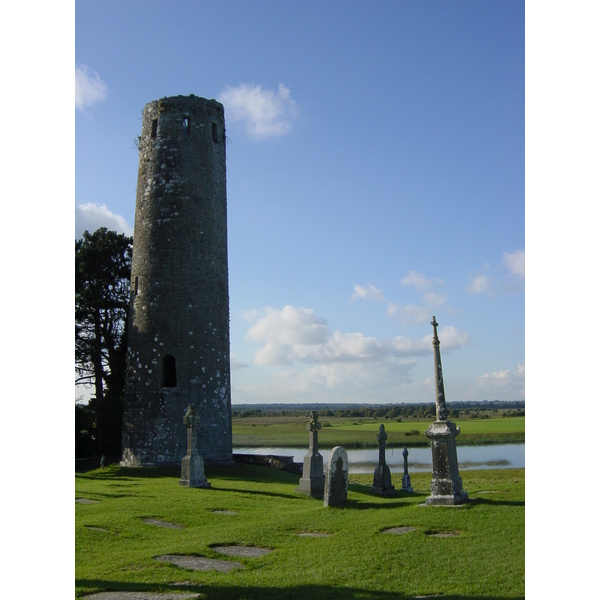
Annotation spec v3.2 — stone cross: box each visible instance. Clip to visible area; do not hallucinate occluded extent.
[324,446,349,507]
[401,446,413,492]
[307,411,321,455]
[370,424,396,495]
[180,404,211,488]
[297,411,325,498]
[431,316,448,421]
[377,423,388,466]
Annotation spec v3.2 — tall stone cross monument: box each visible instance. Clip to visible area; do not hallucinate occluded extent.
[297,411,325,498]
[424,317,468,505]
[370,424,396,495]
[179,404,211,489]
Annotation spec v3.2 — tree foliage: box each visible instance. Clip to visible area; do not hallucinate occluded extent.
[76,228,132,456]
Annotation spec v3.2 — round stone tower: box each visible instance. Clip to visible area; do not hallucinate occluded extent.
[122,95,233,466]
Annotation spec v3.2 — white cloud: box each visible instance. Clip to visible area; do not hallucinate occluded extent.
[474,363,525,401]
[75,64,107,111]
[467,274,492,295]
[218,83,298,139]
[468,249,525,295]
[230,354,250,370]
[401,270,444,290]
[244,305,468,367]
[503,250,525,278]
[386,303,431,325]
[75,202,133,238]
[351,283,385,302]
[387,271,447,324]
[246,305,328,346]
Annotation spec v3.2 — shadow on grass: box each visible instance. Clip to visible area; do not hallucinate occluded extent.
[209,486,300,500]
[76,466,181,480]
[76,579,523,600]
[468,497,525,508]
[348,482,427,499]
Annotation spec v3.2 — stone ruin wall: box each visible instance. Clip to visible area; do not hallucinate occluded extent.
[122,95,233,466]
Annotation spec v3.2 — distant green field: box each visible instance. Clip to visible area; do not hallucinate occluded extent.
[76,464,524,599]
[232,416,525,448]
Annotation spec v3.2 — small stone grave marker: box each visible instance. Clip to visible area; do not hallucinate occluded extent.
[155,554,244,572]
[211,510,238,515]
[76,498,98,504]
[296,532,331,537]
[382,526,417,535]
[143,518,184,529]
[323,446,348,507]
[212,545,272,558]
[425,530,460,538]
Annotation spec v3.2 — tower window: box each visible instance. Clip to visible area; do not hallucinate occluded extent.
[161,355,177,388]
[212,122,219,143]
[134,276,139,296]
[151,119,158,139]
[183,117,190,133]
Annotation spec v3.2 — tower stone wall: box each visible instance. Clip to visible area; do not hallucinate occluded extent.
[121,95,233,466]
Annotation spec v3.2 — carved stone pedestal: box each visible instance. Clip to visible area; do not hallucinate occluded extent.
[180,452,210,489]
[298,452,325,498]
[425,420,467,505]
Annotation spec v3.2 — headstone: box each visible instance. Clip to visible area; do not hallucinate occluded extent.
[179,404,211,488]
[401,446,414,492]
[323,446,348,507]
[297,411,325,498]
[370,424,396,495]
[424,317,468,505]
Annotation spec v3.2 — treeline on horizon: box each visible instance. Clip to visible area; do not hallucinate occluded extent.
[232,400,525,420]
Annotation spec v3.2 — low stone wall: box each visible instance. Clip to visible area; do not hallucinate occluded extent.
[233,453,302,475]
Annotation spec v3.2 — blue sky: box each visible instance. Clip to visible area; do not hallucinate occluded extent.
[75,0,525,405]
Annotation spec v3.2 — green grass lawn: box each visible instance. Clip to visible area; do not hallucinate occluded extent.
[76,464,524,599]
[232,416,525,448]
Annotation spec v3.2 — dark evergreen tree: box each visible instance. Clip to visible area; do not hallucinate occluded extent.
[76,228,132,456]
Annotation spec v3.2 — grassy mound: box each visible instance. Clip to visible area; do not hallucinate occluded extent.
[76,464,524,599]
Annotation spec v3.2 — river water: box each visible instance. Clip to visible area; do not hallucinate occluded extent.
[234,443,525,474]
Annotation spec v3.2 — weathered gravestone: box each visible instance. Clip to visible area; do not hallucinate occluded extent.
[323,446,348,507]
[424,317,468,505]
[297,411,325,498]
[179,404,211,488]
[401,446,414,492]
[370,424,396,495]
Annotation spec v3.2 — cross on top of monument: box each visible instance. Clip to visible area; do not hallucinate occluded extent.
[377,423,388,445]
[183,404,198,428]
[308,411,321,432]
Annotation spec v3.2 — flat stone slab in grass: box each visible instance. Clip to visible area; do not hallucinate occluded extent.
[155,555,244,572]
[76,498,98,504]
[85,525,113,533]
[382,526,418,535]
[211,510,238,515]
[212,545,272,558]
[143,518,184,529]
[84,592,200,599]
[296,532,331,537]
[425,530,460,538]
